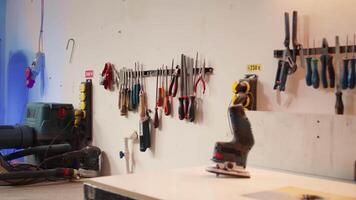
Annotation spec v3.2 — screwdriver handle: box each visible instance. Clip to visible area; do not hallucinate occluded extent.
[328,56,335,88]
[273,60,282,90]
[158,88,164,107]
[138,92,146,119]
[184,97,189,119]
[341,59,350,89]
[320,55,328,88]
[132,86,137,109]
[118,89,122,109]
[120,90,127,116]
[128,90,133,110]
[178,97,185,120]
[311,58,319,89]
[335,91,344,115]
[188,96,196,122]
[348,59,356,89]
[139,117,151,152]
[305,57,313,86]
[164,95,171,116]
[153,107,159,128]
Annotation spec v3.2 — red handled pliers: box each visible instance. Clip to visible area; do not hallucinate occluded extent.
[194,60,206,94]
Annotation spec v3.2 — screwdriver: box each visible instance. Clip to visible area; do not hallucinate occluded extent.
[120,68,128,116]
[138,65,151,152]
[169,60,179,98]
[153,68,159,128]
[305,45,313,86]
[138,66,146,119]
[341,35,350,90]
[157,68,164,107]
[164,66,171,116]
[348,34,356,89]
[128,69,134,111]
[311,40,320,89]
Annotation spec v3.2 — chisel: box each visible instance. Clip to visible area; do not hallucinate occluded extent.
[311,40,320,89]
[348,34,356,89]
[153,68,159,128]
[335,36,344,115]
[341,35,350,90]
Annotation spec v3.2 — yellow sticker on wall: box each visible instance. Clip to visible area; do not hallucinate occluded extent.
[247,64,261,72]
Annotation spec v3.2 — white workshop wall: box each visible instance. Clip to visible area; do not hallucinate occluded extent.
[4,0,356,180]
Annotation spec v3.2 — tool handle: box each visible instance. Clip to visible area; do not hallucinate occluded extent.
[311,58,320,89]
[273,60,283,90]
[128,90,133,110]
[120,90,127,116]
[278,61,290,91]
[153,107,159,128]
[320,55,328,88]
[136,84,141,105]
[132,85,137,109]
[138,92,146,119]
[158,88,164,107]
[348,59,356,89]
[335,91,344,115]
[328,56,335,88]
[341,59,349,89]
[168,76,178,97]
[178,97,185,120]
[284,12,290,48]
[292,11,298,61]
[305,57,313,86]
[184,97,189,119]
[139,117,151,152]
[164,95,171,116]
[188,96,196,122]
[118,89,122,109]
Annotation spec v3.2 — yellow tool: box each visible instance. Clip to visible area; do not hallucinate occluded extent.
[231,80,251,109]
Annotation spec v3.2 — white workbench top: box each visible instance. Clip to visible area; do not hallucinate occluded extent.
[85,166,356,200]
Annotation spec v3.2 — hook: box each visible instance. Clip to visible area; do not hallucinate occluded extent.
[66,38,75,63]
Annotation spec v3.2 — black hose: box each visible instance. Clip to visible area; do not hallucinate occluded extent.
[4,143,72,161]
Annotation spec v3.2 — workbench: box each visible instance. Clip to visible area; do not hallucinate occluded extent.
[84,166,356,200]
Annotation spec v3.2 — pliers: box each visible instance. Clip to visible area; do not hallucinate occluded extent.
[194,59,206,94]
[320,38,335,88]
[274,11,299,91]
[168,66,179,97]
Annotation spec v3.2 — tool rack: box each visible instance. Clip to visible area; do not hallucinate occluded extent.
[274,45,356,58]
[137,67,214,77]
